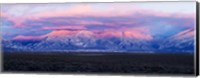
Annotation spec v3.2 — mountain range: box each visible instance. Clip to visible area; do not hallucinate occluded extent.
[2,28,195,53]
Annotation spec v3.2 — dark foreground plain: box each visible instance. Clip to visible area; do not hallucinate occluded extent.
[3,52,194,75]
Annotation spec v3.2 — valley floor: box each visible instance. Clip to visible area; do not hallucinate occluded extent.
[2,52,195,75]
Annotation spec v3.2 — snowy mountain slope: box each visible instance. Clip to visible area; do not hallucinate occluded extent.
[159,28,195,53]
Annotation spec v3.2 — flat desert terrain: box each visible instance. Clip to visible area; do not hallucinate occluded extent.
[2,52,194,75]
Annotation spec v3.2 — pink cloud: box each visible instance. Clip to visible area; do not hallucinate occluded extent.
[17,4,137,24]
[48,19,110,26]
[2,4,195,28]
[0,12,26,28]
[42,26,86,30]
[29,5,93,19]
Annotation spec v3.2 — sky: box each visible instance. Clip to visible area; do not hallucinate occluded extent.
[0,2,196,41]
